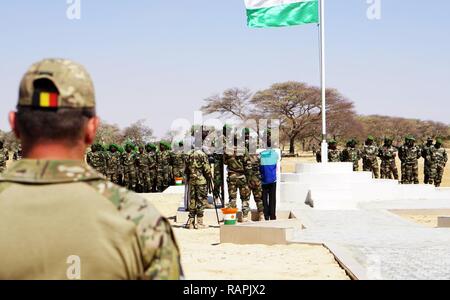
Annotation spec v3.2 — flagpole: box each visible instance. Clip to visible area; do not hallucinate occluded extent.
[319,0,328,163]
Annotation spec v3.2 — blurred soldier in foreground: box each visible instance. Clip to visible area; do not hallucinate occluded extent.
[0,58,181,279]
[184,132,213,229]
[316,140,341,163]
[106,144,121,184]
[0,140,9,173]
[422,137,435,185]
[121,142,137,191]
[362,136,379,178]
[398,136,421,184]
[341,139,360,171]
[378,137,399,180]
[433,138,448,187]
[145,143,158,192]
[86,143,106,176]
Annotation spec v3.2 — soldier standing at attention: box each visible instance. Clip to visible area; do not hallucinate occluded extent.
[135,145,152,193]
[432,138,448,187]
[145,143,158,192]
[0,140,9,173]
[121,143,137,191]
[362,136,380,178]
[422,137,435,185]
[184,135,213,230]
[398,136,421,184]
[106,144,121,185]
[13,144,22,161]
[224,142,252,222]
[156,142,172,192]
[0,58,181,279]
[341,139,360,171]
[244,129,264,221]
[378,137,399,180]
[316,140,341,163]
[86,143,107,176]
[172,141,187,184]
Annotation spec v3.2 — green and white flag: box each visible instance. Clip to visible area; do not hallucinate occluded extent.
[245,0,319,28]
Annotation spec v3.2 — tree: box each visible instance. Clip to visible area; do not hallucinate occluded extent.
[122,120,154,145]
[95,121,123,145]
[201,88,253,120]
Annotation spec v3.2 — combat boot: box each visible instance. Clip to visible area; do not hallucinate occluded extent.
[196,217,208,229]
[242,214,249,223]
[185,218,195,230]
[258,212,265,221]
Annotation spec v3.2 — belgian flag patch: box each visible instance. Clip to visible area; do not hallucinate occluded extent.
[32,91,59,108]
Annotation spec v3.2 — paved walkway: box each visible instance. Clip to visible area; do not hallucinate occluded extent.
[290,207,450,279]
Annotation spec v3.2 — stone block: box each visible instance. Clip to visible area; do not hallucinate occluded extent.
[438,216,450,228]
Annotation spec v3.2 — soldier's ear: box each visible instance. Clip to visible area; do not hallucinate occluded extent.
[85,116,100,145]
[9,111,20,139]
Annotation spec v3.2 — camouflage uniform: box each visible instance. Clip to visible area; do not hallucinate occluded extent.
[86,144,107,176]
[0,58,182,279]
[212,152,224,203]
[185,149,212,228]
[341,144,361,171]
[246,153,264,213]
[106,145,122,184]
[362,141,380,178]
[0,143,9,173]
[172,152,186,180]
[135,147,152,193]
[422,140,435,185]
[378,143,399,180]
[432,142,448,187]
[146,145,158,193]
[398,139,421,184]
[121,148,137,191]
[315,141,341,163]
[224,147,251,217]
[156,145,172,192]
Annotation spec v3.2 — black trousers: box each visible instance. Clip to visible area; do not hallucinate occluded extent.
[262,182,277,220]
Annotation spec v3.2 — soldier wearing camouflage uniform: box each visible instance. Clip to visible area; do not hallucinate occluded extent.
[378,137,399,180]
[172,141,187,182]
[145,143,158,193]
[0,58,181,279]
[244,129,264,221]
[0,140,9,173]
[106,144,121,184]
[121,143,137,191]
[422,137,435,185]
[86,143,107,176]
[432,139,448,187]
[13,144,22,161]
[316,140,341,163]
[362,136,380,178]
[341,139,361,171]
[156,142,172,192]
[184,146,213,230]
[398,136,421,184]
[135,145,152,193]
[224,145,252,222]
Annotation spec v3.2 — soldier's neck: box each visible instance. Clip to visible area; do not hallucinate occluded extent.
[22,142,86,161]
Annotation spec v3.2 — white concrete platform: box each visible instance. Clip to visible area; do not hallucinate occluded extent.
[438,216,450,228]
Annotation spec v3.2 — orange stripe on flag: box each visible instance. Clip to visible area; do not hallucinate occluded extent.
[49,93,58,107]
[40,92,50,107]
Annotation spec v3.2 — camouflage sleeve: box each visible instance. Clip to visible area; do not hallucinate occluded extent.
[203,153,212,181]
[87,181,183,280]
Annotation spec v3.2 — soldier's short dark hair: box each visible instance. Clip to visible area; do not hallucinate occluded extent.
[15,107,96,146]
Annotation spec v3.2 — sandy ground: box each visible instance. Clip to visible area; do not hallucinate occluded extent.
[147,195,349,280]
[281,151,450,187]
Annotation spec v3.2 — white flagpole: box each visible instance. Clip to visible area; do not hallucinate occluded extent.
[319,0,328,163]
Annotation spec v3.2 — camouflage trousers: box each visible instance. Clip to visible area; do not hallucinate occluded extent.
[434,163,446,187]
[108,172,121,185]
[172,167,185,179]
[149,170,157,192]
[352,161,359,172]
[123,171,137,191]
[401,162,419,184]
[423,161,435,185]
[363,159,379,179]
[156,168,170,191]
[380,159,399,180]
[138,171,152,193]
[213,170,223,201]
[226,174,251,216]
[247,174,264,213]
[188,184,207,218]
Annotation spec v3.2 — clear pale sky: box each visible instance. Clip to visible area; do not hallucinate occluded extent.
[0,0,449,137]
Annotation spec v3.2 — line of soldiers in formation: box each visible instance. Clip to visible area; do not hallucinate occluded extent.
[86,132,267,229]
[316,136,448,187]
[0,141,23,173]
